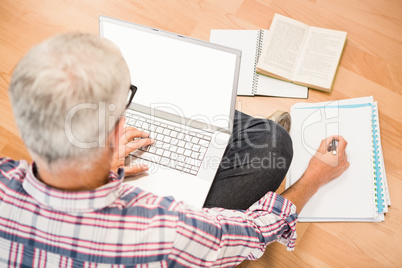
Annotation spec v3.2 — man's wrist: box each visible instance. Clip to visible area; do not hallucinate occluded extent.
[299,168,321,195]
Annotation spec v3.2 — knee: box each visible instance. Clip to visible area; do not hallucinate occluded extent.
[229,117,293,167]
[264,120,293,166]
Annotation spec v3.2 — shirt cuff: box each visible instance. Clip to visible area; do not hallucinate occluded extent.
[247,192,298,251]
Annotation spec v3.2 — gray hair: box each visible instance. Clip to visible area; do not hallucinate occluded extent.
[9,33,130,165]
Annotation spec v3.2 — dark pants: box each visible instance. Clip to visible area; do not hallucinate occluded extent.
[204,111,293,210]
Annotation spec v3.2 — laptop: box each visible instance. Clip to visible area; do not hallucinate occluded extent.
[99,16,241,208]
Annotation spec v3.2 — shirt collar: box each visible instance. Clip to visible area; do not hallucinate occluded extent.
[22,163,125,213]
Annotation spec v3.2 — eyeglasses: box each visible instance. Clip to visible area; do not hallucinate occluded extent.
[126,84,137,109]
[111,84,137,132]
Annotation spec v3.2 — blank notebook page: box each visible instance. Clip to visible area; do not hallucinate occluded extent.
[288,98,375,219]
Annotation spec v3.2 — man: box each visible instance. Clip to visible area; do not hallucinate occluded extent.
[1,33,349,267]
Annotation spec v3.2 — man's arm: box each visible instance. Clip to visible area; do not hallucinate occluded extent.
[281,135,350,213]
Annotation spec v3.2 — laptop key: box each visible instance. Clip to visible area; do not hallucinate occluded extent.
[156,133,164,141]
[168,160,177,168]
[156,126,164,133]
[163,136,171,143]
[149,146,157,154]
[163,151,171,158]
[139,153,161,164]
[170,138,179,146]
[134,121,143,128]
[177,141,185,147]
[175,165,184,171]
[191,152,200,159]
[184,149,192,157]
[177,155,186,164]
[160,157,170,166]
[199,139,210,147]
[204,135,212,141]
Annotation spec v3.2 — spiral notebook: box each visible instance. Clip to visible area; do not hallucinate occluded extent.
[210,30,308,98]
[286,96,390,222]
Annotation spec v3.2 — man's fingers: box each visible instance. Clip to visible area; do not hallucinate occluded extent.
[121,128,151,144]
[345,161,350,170]
[319,135,348,154]
[126,138,154,152]
[339,149,347,164]
[124,164,149,176]
[342,151,350,169]
[323,135,339,148]
[337,136,348,153]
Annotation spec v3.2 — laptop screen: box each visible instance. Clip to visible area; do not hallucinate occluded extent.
[100,17,239,130]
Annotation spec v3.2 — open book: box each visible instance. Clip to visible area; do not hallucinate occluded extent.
[287,97,390,222]
[256,14,347,92]
[210,29,308,98]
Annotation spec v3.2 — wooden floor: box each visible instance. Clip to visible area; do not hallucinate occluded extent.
[1,0,401,267]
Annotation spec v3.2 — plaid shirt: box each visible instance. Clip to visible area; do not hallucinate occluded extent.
[0,157,297,267]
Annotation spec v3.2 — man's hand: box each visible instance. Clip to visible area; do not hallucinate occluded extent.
[304,135,350,189]
[111,125,154,176]
[281,135,350,213]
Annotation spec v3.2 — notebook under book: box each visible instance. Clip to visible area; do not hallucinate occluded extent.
[99,16,241,208]
[286,96,390,222]
[210,29,308,98]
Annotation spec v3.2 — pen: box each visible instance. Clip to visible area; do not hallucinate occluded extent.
[329,138,337,155]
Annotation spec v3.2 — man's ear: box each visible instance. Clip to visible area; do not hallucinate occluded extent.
[108,117,125,149]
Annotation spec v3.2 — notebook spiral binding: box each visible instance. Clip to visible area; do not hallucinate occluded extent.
[371,103,385,213]
[369,118,378,217]
[252,30,264,94]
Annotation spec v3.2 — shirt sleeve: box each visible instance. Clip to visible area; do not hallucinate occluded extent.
[0,158,29,182]
[168,191,298,267]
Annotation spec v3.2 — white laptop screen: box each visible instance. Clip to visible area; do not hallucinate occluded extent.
[100,18,238,130]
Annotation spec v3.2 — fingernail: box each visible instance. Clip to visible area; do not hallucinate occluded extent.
[143,165,149,171]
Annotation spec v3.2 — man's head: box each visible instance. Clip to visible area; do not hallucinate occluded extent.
[9,33,130,167]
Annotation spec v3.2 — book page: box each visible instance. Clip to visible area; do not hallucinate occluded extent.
[257,14,309,80]
[255,29,308,98]
[292,27,347,90]
[210,30,261,96]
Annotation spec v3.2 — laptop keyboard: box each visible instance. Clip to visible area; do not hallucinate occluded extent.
[124,110,212,175]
